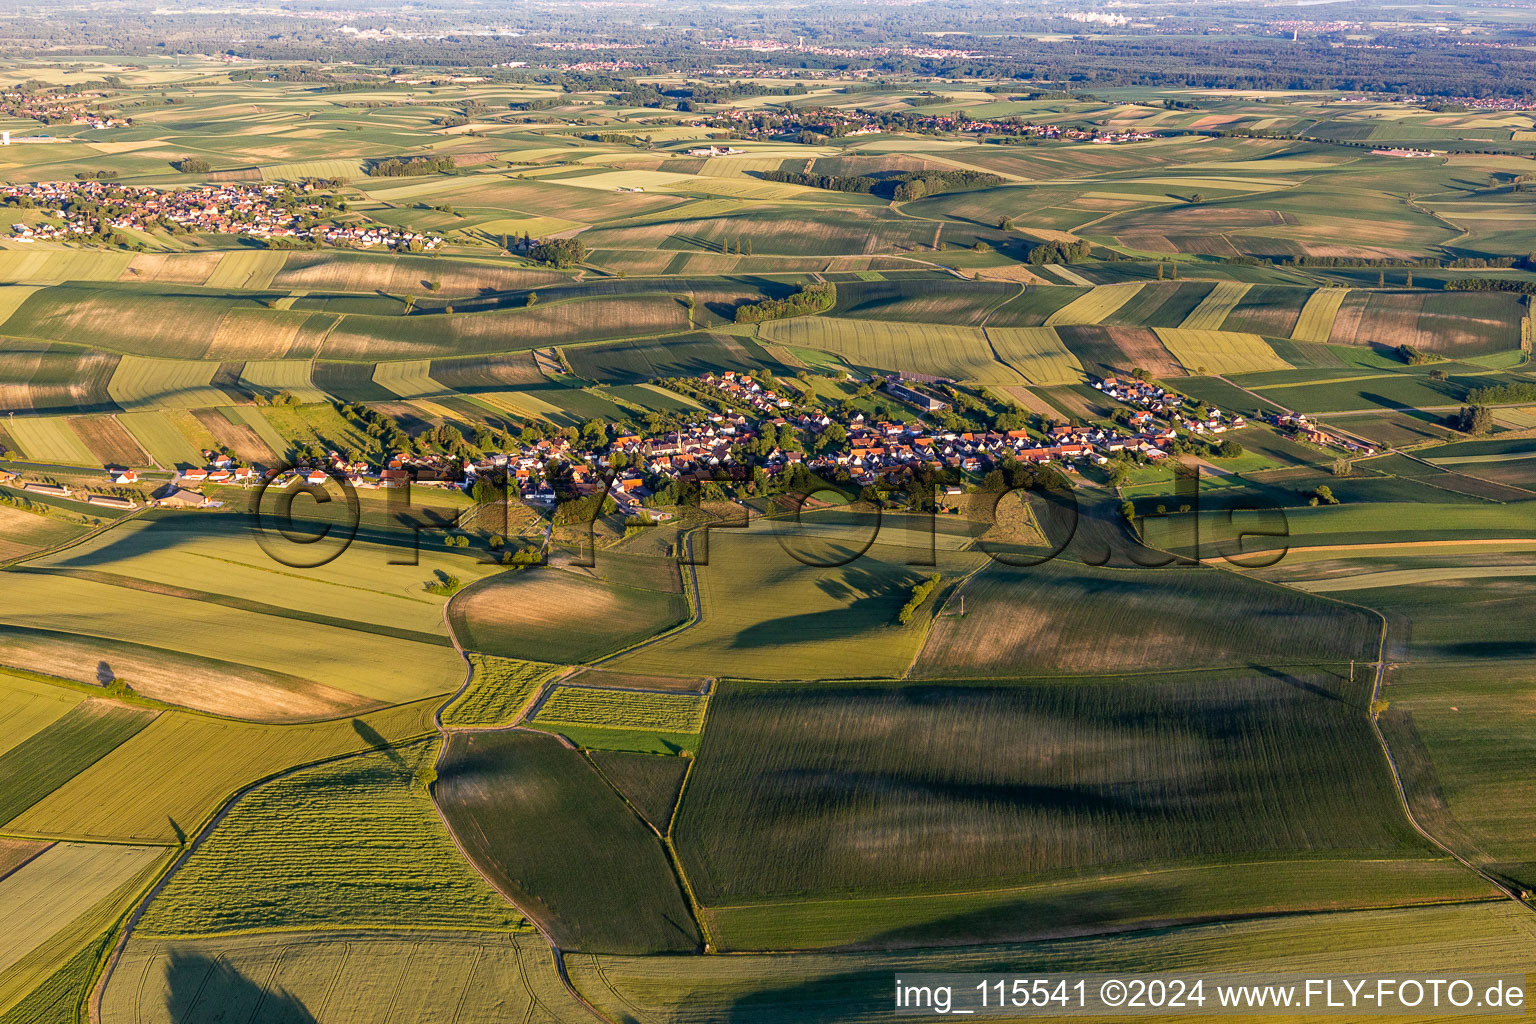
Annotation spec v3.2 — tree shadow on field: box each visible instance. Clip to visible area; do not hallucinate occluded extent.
[351,720,405,765]
[164,951,317,1023]
[726,594,902,651]
[714,885,1181,1022]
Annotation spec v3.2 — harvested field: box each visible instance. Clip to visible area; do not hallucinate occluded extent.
[450,567,688,664]
[1055,325,1185,379]
[66,415,148,467]
[1328,290,1521,356]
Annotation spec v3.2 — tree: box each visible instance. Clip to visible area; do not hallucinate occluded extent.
[528,237,587,269]
[172,156,210,174]
[1313,484,1339,505]
[1455,405,1493,435]
[1331,458,1353,477]
[525,291,538,307]
[1156,262,1164,280]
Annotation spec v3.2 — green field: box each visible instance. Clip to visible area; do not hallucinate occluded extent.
[0,699,156,826]
[106,355,226,410]
[8,700,434,844]
[1154,327,1291,374]
[436,729,700,953]
[757,317,1019,382]
[1042,282,1145,326]
[588,750,692,832]
[614,521,982,681]
[4,414,97,464]
[136,742,522,936]
[673,673,1472,949]
[530,684,708,753]
[568,902,1536,1022]
[1177,280,1251,330]
[4,58,1536,1003]
[0,841,167,1017]
[440,654,565,728]
[2,514,482,714]
[913,558,1375,677]
[116,410,206,467]
[0,673,85,756]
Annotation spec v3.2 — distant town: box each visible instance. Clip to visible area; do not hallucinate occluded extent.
[2,180,444,250]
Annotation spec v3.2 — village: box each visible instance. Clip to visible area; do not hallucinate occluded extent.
[690,105,1158,144]
[0,86,128,129]
[2,180,443,250]
[0,359,1386,522]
